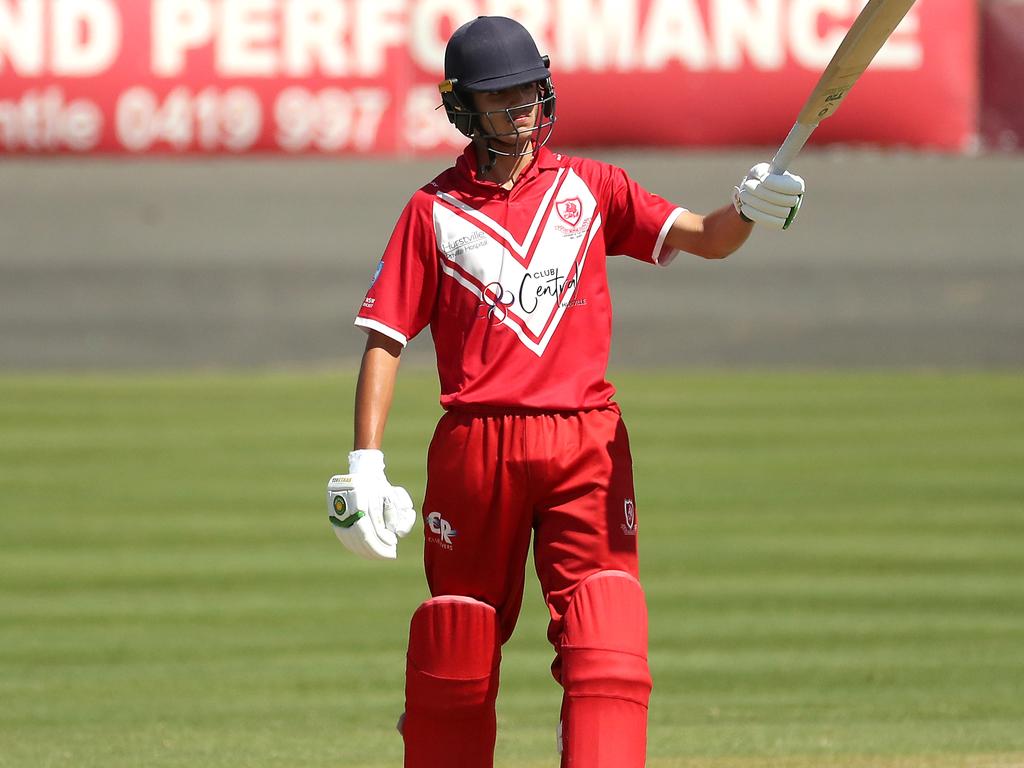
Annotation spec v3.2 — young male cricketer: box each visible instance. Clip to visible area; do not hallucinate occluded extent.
[326,15,805,768]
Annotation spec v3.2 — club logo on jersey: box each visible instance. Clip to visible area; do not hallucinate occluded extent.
[621,498,637,536]
[555,197,582,227]
[427,511,457,549]
[432,168,601,356]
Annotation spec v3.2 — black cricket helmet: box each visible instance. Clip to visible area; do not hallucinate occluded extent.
[438,16,556,153]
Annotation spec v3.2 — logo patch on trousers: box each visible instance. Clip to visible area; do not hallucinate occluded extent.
[621,498,637,536]
[427,511,457,549]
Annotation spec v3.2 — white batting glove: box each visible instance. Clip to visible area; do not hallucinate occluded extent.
[326,449,417,561]
[732,162,806,230]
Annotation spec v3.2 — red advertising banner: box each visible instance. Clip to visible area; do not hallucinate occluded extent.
[0,0,976,155]
[981,0,1024,150]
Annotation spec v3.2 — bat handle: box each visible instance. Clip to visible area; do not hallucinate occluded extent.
[770,121,818,175]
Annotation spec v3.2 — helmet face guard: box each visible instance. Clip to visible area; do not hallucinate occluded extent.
[438,16,557,156]
[439,75,557,157]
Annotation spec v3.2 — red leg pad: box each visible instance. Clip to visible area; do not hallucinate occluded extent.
[403,596,501,768]
[558,570,652,768]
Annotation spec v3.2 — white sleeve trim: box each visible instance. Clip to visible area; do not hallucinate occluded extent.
[354,317,408,347]
[652,207,687,267]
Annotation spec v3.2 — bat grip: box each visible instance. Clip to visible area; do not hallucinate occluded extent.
[770,122,818,174]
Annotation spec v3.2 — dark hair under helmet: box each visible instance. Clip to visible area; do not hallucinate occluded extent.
[438,16,556,149]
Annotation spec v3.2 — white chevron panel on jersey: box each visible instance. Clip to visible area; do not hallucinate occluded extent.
[436,169,566,261]
[433,168,602,357]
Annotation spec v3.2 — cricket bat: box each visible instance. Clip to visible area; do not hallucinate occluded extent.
[770,0,919,174]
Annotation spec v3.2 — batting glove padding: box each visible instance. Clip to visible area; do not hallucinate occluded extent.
[326,449,417,561]
[732,162,805,230]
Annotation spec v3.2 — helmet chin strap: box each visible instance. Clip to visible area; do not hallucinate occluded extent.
[474,121,533,177]
[478,144,498,177]
[477,135,534,179]
[475,118,555,179]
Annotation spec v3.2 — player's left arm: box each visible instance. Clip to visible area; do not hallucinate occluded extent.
[665,162,806,259]
[665,205,753,261]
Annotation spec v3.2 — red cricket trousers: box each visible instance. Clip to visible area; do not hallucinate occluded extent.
[420,405,641,665]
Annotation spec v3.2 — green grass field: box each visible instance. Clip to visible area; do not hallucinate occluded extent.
[2,370,1023,768]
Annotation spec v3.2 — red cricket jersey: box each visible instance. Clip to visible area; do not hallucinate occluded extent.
[355,144,685,411]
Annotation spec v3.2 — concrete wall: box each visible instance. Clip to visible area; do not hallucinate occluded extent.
[1,151,1021,370]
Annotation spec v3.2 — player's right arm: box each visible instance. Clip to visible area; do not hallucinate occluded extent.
[327,189,439,560]
[354,330,404,450]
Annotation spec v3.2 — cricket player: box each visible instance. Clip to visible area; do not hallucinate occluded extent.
[326,15,805,768]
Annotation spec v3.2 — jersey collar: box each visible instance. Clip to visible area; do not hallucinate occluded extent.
[455,143,562,190]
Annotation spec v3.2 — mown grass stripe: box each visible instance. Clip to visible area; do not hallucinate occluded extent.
[1,370,1022,767]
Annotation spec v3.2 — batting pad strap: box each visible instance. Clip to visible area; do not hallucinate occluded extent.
[561,648,651,706]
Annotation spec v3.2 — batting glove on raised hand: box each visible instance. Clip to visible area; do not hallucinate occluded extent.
[732,162,806,230]
[326,449,417,561]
